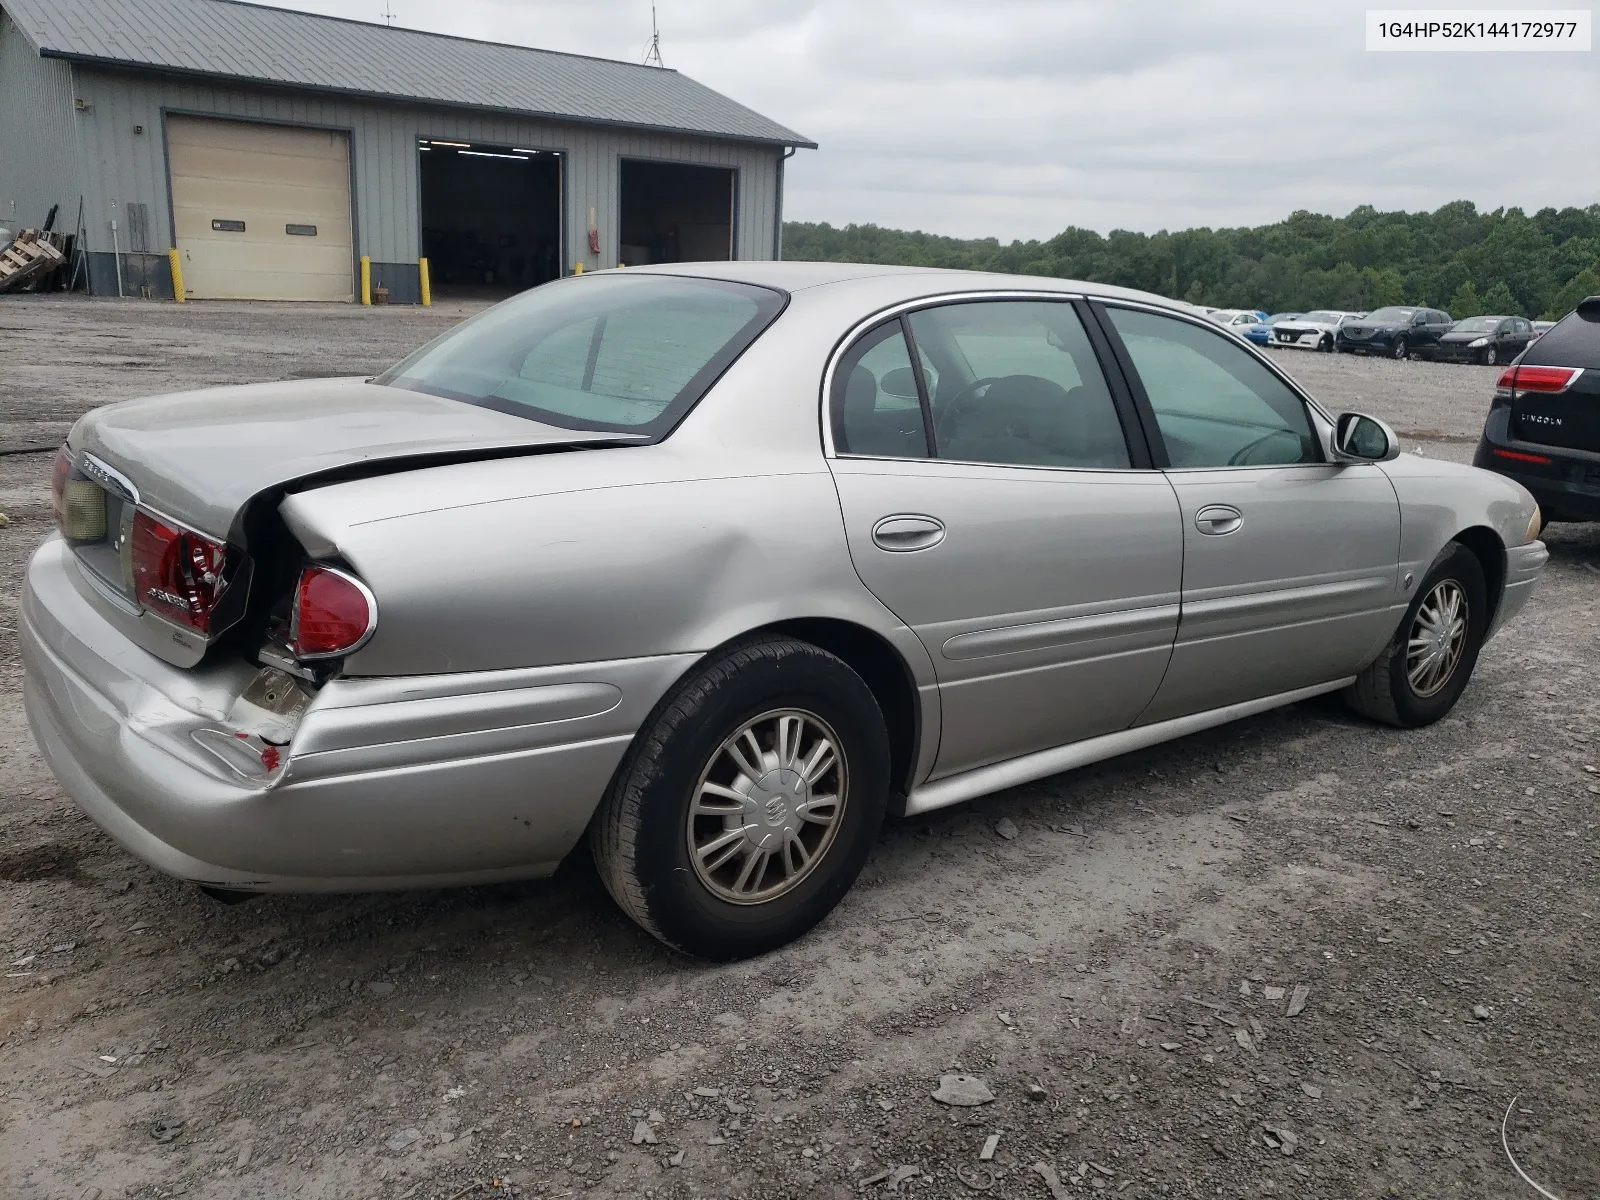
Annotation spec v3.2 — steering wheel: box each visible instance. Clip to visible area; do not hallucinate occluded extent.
[1227,430,1292,466]
[934,376,1007,442]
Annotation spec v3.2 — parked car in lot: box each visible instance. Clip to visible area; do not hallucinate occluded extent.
[1337,306,1453,359]
[1530,320,1556,341]
[1245,313,1303,346]
[1270,311,1360,352]
[1206,309,1267,338]
[1475,296,1600,523]
[22,264,1547,959]
[1427,315,1536,365]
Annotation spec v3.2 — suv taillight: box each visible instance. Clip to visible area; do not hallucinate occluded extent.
[131,512,231,634]
[1498,365,1582,397]
[290,566,376,659]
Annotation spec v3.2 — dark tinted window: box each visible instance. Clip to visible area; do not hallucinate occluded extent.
[906,300,1130,469]
[378,274,785,433]
[1106,306,1319,468]
[1367,307,1417,324]
[1523,307,1600,369]
[833,321,931,459]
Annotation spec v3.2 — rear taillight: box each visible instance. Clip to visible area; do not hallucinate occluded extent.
[52,448,110,542]
[1505,365,1582,395]
[131,512,231,634]
[290,566,376,659]
[1491,447,1553,465]
[50,447,69,526]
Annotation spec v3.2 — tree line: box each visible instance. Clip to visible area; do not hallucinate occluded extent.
[782,200,1600,320]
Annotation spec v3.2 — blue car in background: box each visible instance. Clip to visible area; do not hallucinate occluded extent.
[1246,312,1302,346]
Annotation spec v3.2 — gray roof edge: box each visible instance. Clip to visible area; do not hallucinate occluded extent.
[50,51,817,148]
[0,3,45,53]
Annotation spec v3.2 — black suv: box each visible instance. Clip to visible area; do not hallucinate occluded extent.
[1473,296,1600,522]
[1337,306,1452,359]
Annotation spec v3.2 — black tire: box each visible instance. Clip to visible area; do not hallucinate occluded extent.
[1393,336,1409,360]
[1343,542,1489,728]
[590,636,890,960]
[1483,345,1498,366]
[1321,335,1335,353]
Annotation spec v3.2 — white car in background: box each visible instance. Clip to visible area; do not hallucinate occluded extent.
[1270,310,1362,353]
[1206,309,1266,338]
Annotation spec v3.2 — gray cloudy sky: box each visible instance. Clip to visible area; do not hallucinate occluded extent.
[270,0,1599,240]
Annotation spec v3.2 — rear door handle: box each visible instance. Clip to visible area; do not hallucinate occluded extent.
[1194,504,1243,536]
[872,514,946,552]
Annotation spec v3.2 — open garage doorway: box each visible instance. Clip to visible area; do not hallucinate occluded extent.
[620,160,735,266]
[419,140,562,297]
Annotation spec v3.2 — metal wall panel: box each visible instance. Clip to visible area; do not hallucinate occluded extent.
[69,66,782,286]
[0,9,80,233]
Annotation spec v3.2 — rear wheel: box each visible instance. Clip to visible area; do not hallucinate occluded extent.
[590,636,890,960]
[1344,543,1488,728]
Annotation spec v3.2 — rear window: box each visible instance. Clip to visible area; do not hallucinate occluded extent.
[378,274,786,433]
[1522,307,1600,369]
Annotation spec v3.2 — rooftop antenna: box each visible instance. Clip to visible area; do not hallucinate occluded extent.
[380,2,396,26]
[642,4,665,67]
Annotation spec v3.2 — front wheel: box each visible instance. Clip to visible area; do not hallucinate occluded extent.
[590,636,890,960]
[1482,345,1499,366]
[1321,335,1335,353]
[1392,336,1409,360]
[1344,543,1488,728]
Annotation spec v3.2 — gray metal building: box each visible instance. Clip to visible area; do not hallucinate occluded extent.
[0,0,812,303]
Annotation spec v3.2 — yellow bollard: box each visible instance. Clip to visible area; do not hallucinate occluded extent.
[418,257,432,307]
[167,248,185,303]
[360,256,372,306]
[573,262,584,275]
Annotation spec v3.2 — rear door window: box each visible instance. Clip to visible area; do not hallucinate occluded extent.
[1104,306,1320,468]
[832,322,932,459]
[905,300,1132,469]
[1522,309,1600,369]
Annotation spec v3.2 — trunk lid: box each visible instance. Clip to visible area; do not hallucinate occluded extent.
[59,377,639,669]
[70,377,639,540]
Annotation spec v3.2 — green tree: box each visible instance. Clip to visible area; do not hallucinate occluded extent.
[783,199,1600,317]
[1544,267,1600,319]
[1448,281,1484,317]
[1478,281,1517,316]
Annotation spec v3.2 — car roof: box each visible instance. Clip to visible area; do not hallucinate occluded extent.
[615,260,1191,312]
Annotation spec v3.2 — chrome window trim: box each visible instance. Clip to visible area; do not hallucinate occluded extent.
[820,288,1162,475]
[1091,295,1343,473]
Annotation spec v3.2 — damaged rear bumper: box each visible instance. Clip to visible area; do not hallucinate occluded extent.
[20,536,692,892]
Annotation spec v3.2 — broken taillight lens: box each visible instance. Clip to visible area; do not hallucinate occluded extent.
[51,447,69,526]
[131,512,231,634]
[290,566,376,659]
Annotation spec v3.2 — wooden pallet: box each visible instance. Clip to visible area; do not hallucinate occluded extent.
[0,231,66,293]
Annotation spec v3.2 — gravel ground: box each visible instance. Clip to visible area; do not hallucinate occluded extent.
[1,297,1596,1200]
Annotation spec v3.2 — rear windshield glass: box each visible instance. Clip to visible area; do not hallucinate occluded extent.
[377,274,786,433]
[1523,307,1600,369]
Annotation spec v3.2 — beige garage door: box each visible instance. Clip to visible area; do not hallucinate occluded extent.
[168,116,354,302]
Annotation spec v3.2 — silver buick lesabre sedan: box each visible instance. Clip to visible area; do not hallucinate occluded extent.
[22,263,1548,959]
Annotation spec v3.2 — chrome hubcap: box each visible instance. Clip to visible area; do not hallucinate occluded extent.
[1406,580,1468,697]
[687,709,846,904]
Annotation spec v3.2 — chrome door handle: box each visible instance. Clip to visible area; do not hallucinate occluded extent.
[1194,504,1243,536]
[872,514,946,552]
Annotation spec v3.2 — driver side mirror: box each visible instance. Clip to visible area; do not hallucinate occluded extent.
[1332,412,1400,462]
